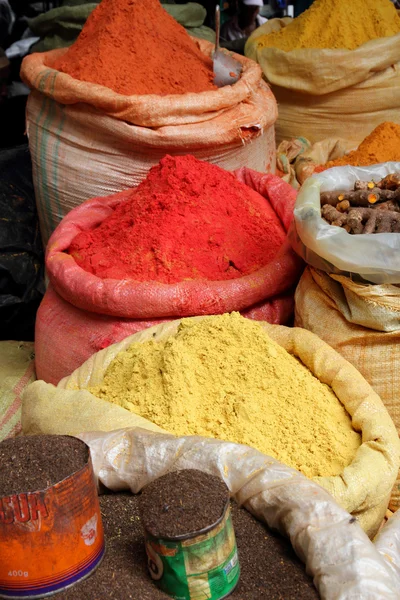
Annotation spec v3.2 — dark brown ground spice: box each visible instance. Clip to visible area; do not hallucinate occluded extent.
[0,435,88,496]
[58,493,319,600]
[139,469,229,539]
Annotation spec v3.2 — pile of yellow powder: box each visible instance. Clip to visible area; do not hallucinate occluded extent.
[90,313,361,479]
[257,0,400,51]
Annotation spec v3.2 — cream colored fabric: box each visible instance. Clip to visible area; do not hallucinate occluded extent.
[0,342,35,441]
[245,20,400,145]
[22,318,400,537]
[295,267,400,511]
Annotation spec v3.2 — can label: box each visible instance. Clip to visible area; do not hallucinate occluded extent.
[0,457,104,599]
[145,506,240,600]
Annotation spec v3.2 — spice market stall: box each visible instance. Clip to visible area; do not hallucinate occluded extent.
[4,0,400,597]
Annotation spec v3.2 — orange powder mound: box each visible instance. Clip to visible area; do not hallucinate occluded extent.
[52,0,216,96]
[316,122,400,172]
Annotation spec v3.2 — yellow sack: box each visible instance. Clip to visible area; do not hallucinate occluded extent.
[245,19,400,145]
[0,342,35,441]
[22,319,400,537]
[295,267,400,511]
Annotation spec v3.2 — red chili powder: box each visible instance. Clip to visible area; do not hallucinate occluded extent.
[69,155,286,284]
[52,0,216,96]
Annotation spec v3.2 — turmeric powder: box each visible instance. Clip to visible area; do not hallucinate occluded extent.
[90,313,361,479]
[317,122,400,171]
[257,0,400,52]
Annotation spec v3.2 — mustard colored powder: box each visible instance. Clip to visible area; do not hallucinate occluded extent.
[257,0,400,52]
[90,313,361,478]
[317,122,400,171]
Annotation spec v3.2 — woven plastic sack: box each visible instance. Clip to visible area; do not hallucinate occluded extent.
[245,19,400,145]
[290,162,400,284]
[23,318,400,538]
[0,341,35,441]
[21,40,277,246]
[70,427,400,599]
[295,266,400,512]
[35,169,303,384]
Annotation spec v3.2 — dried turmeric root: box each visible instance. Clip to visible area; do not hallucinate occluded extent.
[320,188,400,207]
[322,204,400,234]
[321,205,348,227]
[376,174,400,190]
[355,175,400,191]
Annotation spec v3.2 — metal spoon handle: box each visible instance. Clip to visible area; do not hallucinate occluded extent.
[215,4,220,54]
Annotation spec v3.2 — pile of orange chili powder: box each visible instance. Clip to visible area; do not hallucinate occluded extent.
[53,0,216,96]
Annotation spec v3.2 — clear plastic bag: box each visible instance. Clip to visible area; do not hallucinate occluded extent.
[289,162,400,284]
[78,427,400,600]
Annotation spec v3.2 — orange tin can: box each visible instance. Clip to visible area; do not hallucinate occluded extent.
[0,441,105,599]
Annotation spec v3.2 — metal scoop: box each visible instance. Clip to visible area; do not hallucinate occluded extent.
[213,5,242,88]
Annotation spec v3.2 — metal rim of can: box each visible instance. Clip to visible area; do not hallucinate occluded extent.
[144,496,231,543]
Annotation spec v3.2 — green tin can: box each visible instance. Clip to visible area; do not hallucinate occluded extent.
[144,501,240,600]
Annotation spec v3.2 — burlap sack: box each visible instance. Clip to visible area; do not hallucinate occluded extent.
[295,267,400,512]
[245,20,400,145]
[35,169,302,384]
[21,40,277,246]
[23,319,400,538]
[0,342,35,441]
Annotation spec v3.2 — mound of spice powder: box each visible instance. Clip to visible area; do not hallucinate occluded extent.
[315,122,400,172]
[52,0,216,96]
[69,155,286,283]
[90,313,361,478]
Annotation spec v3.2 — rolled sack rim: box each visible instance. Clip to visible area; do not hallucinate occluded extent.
[26,83,277,150]
[20,40,270,127]
[246,18,400,95]
[45,186,302,319]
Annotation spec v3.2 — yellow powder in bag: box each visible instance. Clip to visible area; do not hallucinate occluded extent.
[257,0,400,52]
[90,313,361,478]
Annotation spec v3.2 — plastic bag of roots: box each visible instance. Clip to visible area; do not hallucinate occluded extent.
[289,162,400,284]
